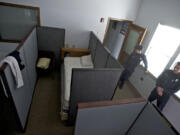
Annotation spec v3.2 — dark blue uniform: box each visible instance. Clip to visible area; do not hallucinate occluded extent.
[119,52,148,88]
[148,70,180,111]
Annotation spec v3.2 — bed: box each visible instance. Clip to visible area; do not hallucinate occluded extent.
[61,32,123,124]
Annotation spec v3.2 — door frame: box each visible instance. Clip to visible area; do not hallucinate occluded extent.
[118,23,147,64]
[103,17,133,44]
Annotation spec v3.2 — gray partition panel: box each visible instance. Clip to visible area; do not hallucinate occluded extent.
[3,48,33,130]
[22,28,38,90]
[94,42,109,68]
[88,32,97,62]
[74,102,146,135]
[1,28,37,130]
[127,104,177,135]
[106,54,122,69]
[0,42,19,53]
[69,68,121,124]
[37,26,65,66]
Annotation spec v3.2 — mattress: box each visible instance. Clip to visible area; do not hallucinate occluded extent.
[64,56,93,107]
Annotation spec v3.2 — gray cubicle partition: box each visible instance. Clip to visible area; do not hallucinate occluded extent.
[0,42,19,53]
[0,28,38,131]
[74,100,146,135]
[106,54,122,69]
[94,40,109,68]
[0,42,19,61]
[68,68,121,124]
[37,26,65,66]
[89,32,122,69]
[74,102,178,135]
[127,103,177,135]
[88,32,98,62]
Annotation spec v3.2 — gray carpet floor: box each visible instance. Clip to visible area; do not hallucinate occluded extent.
[9,72,74,135]
[7,71,141,135]
[113,81,142,100]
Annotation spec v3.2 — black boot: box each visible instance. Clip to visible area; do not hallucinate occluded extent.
[118,80,124,89]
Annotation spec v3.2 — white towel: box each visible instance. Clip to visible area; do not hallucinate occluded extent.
[3,56,24,88]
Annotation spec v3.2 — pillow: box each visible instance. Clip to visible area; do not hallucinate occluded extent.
[80,55,93,67]
[37,58,51,69]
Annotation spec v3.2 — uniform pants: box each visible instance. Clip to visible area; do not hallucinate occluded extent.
[118,69,133,89]
[148,88,170,111]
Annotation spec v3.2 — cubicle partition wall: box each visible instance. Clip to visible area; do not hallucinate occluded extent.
[89,32,122,69]
[0,27,38,131]
[0,42,19,61]
[74,99,178,135]
[93,40,109,68]
[67,32,123,124]
[127,104,177,135]
[37,26,65,66]
[88,32,98,62]
[69,69,121,124]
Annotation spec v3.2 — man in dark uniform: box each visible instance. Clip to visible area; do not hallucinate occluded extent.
[148,62,180,111]
[119,45,148,89]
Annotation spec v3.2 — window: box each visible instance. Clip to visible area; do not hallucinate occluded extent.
[145,24,180,77]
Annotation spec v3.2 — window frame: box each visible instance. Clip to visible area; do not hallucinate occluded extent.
[143,24,180,98]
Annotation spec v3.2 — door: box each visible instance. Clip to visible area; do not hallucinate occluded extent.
[103,18,132,59]
[118,24,147,65]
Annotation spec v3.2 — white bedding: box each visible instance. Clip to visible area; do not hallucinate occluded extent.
[64,56,93,105]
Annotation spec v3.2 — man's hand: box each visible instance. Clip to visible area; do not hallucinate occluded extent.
[157,86,163,96]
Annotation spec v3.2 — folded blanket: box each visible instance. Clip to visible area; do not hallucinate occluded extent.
[37,58,51,70]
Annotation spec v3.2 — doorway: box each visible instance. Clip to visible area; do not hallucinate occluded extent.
[103,18,132,59]
[118,24,147,65]
[103,18,147,66]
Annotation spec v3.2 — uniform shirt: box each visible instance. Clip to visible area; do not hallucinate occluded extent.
[124,52,148,72]
[156,70,180,95]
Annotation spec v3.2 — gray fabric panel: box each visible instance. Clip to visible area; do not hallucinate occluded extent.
[94,42,109,68]
[4,65,30,129]
[2,28,37,129]
[22,28,37,90]
[127,104,177,135]
[37,26,65,66]
[3,47,33,129]
[69,68,121,124]
[32,28,38,62]
[60,63,67,111]
[106,54,122,68]
[0,42,19,53]
[88,32,97,62]
[74,102,146,135]
[0,52,7,61]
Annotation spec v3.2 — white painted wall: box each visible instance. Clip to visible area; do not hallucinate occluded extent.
[0,0,142,48]
[131,0,180,132]
[134,0,180,51]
